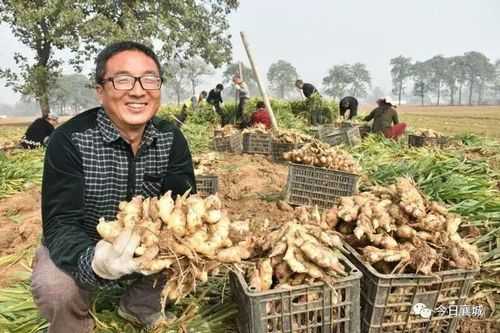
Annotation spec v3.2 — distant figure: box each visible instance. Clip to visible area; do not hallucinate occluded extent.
[207,83,224,124]
[197,91,208,105]
[339,96,358,120]
[20,113,58,149]
[295,79,318,99]
[233,75,249,123]
[249,101,272,129]
[364,97,406,139]
[295,79,325,125]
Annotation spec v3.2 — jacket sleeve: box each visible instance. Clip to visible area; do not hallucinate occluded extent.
[162,127,196,196]
[392,110,399,124]
[364,109,376,121]
[42,130,93,275]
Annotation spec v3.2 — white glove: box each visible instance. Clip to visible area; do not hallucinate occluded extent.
[91,228,140,280]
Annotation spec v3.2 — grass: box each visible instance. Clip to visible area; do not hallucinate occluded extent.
[359,105,500,139]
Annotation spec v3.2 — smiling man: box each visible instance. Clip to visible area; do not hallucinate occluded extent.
[31,41,196,333]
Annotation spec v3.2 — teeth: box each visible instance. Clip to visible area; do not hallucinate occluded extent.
[128,103,146,108]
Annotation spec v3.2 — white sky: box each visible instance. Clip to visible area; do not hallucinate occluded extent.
[1,0,499,105]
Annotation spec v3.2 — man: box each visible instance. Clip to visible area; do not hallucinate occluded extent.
[295,79,318,99]
[233,75,249,124]
[207,83,224,124]
[31,41,195,333]
[339,96,359,120]
[20,113,58,149]
[295,79,325,125]
[364,97,406,139]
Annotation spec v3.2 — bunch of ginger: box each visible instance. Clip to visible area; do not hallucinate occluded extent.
[330,177,480,274]
[273,130,313,145]
[96,191,253,304]
[245,206,346,292]
[283,141,361,174]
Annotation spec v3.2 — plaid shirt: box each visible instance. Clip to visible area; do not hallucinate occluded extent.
[41,107,195,289]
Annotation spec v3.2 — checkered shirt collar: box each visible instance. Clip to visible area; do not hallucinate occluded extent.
[96,107,159,146]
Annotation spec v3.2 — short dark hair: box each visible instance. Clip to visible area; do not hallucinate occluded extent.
[216,83,224,90]
[95,41,162,84]
[256,101,265,109]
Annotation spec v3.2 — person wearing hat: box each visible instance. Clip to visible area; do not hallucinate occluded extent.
[20,113,59,149]
[233,75,249,124]
[363,97,406,139]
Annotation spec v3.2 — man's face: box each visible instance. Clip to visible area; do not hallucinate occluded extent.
[96,50,161,130]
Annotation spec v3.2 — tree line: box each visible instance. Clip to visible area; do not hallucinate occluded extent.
[391,52,500,106]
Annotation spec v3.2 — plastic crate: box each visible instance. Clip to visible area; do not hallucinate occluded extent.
[285,163,359,209]
[213,132,242,153]
[319,127,361,147]
[243,132,272,154]
[408,135,448,148]
[230,255,361,333]
[195,175,218,197]
[271,141,304,162]
[343,243,478,333]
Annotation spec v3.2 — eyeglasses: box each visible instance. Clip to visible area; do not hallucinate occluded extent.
[101,74,163,91]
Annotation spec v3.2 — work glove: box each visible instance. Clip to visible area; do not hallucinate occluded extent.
[91,228,140,280]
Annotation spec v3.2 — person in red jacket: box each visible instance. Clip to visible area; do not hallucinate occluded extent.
[249,101,272,129]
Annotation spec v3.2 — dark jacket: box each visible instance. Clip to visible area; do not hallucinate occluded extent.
[42,107,195,289]
[339,96,359,119]
[302,83,318,98]
[21,117,55,148]
[207,89,223,106]
[364,105,399,133]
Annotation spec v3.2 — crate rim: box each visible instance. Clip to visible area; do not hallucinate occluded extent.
[231,254,362,298]
[289,162,360,178]
[343,242,480,281]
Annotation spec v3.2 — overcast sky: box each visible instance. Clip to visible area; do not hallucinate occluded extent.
[1,0,499,105]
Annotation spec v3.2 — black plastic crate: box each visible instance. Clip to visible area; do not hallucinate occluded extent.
[195,175,218,197]
[213,132,242,153]
[285,163,359,209]
[343,243,478,333]
[271,141,304,162]
[230,255,361,333]
[319,127,361,147]
[243,132,272,154]
[408,135,448,148]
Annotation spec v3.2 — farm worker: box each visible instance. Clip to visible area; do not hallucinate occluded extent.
[197,90,208,105]
[249,101,272,129]
[295,79,318,99]
[295,79,324,126]
[207,83,225,124]
[339,96,359,120]
[233,74,249,123]
[364,97,407,139]
[20,113,58,149]
[31,41,196,333]
[177,96,197,126]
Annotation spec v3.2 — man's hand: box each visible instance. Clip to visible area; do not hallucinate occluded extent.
[91,228,140,280]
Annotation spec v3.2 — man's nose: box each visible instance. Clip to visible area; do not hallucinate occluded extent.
[129,79,146,96]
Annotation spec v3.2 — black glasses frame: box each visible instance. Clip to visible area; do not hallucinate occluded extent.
[101,75,163,91]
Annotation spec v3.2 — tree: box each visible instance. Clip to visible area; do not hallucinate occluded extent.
[462,51,493,105]
[424,55,448,105]
[412,61,431,106]
[266,60,299,99]
[493,59,500,103]
[322,65,353,99]
[390,56,413,105]
[349,63,371,98]
[163,61,189,105]
[0,0,238,116]
[49,74,96,114]
[183,57,214,96]
[222,63,258,99]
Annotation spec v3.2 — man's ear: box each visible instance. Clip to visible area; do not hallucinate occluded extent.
[96,85,104,104]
